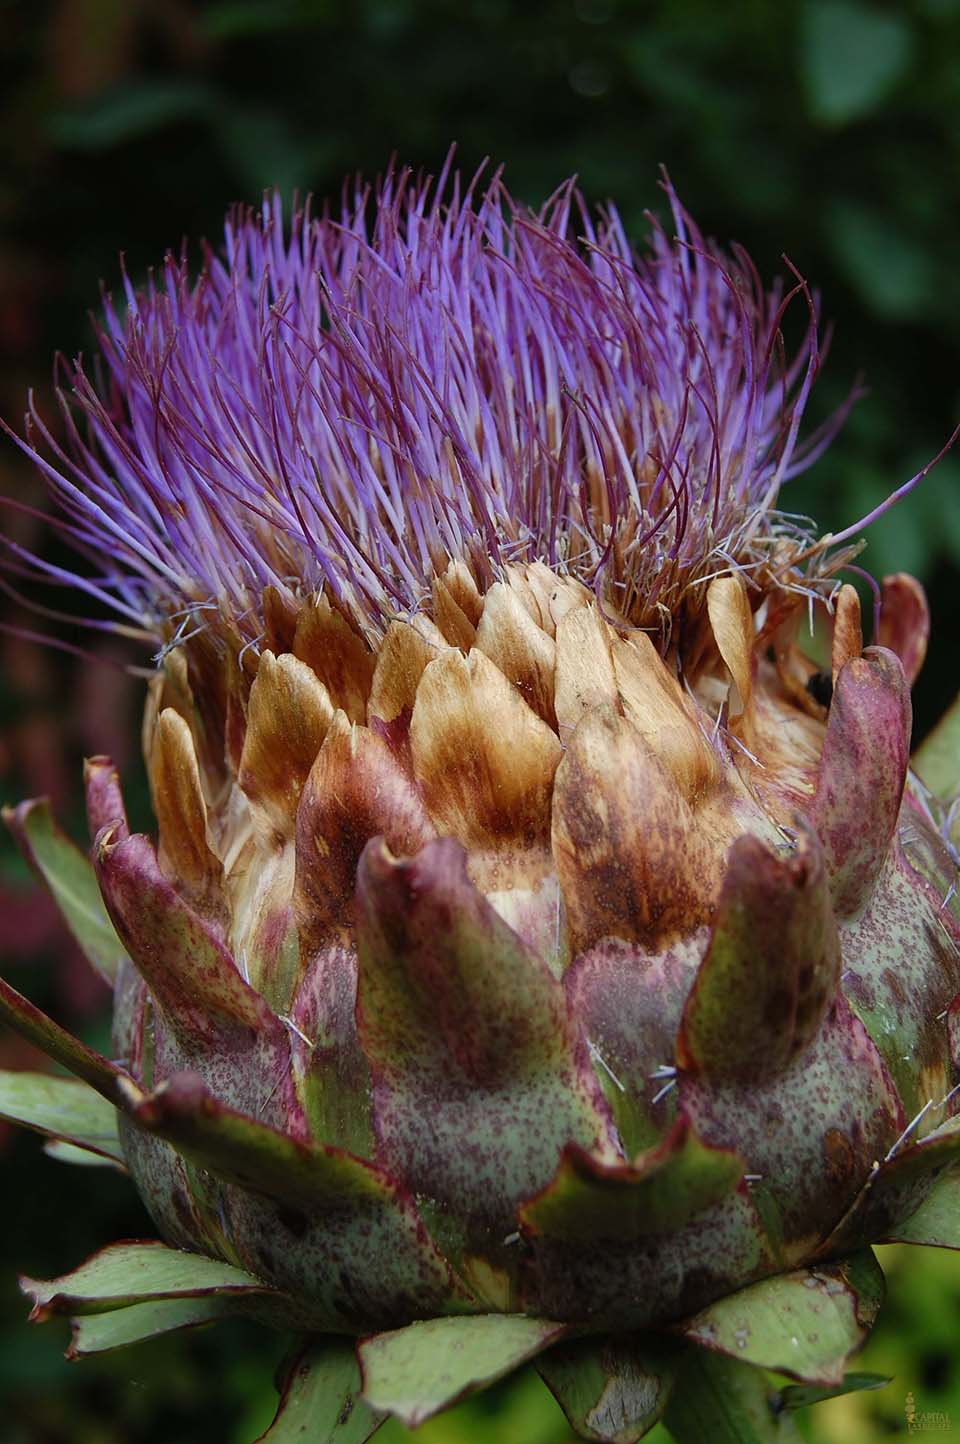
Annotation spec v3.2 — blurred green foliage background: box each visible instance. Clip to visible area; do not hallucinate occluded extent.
[2,1,960,1440]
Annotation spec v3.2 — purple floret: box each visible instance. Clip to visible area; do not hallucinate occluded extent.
[3,159,851,649]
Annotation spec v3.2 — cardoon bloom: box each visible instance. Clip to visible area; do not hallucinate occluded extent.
[1,161,960,1443]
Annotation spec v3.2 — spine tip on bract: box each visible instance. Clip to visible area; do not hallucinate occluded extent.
[813,646,911,917]
[677,824,841,1083]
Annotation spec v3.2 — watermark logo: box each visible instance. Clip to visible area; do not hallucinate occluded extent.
[906,1391,953,1433]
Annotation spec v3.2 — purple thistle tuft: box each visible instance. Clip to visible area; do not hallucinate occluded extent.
[4,161,863,651]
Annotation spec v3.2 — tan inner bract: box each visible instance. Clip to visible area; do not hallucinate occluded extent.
[143,560,846,1002]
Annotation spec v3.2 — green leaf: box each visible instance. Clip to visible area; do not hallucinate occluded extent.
[884,1169,960,1247]
[3,798,127,985]
[774,1371,891,1410]
[121,1071,470,1328]
[43,1139,125,1169]
[358,1315,568,1428]
[202,1,301,41]
[214,106,321,195]
[664,1348,803,1442]
[257,1337,383,1443]
[802,2,913,126]
[120,1072,385,1210]
[913,691,960,801]
[827,200,936,321]
[0,1070,123,1163]
[537,1334,678,1442]
[49,80,214,151]
[824,1114,960,1251]
[68,1296,233,1356]
[21,1241,275,1318]
[678,1251,884,1385]
[520,1119,744,1242]
[0,975,126,1104]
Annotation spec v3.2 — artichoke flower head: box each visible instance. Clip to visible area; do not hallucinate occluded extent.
[3,161,960,1443]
